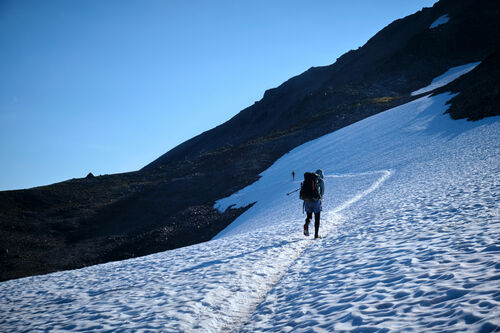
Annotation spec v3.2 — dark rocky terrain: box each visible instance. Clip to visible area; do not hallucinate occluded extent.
[1,0,499,281]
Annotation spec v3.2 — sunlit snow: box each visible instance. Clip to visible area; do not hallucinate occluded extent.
[430,14,450,29]
[411,61,481,96]
[1,90,499,331]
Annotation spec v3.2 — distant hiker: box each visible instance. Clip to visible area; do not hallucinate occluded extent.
[292,171,295,181]
[299,169,325,239]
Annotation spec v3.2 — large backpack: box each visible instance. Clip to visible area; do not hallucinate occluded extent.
[299,172,321,202]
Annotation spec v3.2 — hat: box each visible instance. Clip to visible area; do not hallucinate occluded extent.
[315,169,324,179]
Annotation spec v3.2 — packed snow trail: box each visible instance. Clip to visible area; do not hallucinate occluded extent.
[328,170,392,213]
[1,65,499,332]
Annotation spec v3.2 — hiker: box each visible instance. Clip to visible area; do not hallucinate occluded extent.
[300,169,325,239]
[292,171,295,181]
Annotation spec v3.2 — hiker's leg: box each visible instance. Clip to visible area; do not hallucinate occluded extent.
[314,212,320,238]
[305,212,312,226]
[304,212,312,236]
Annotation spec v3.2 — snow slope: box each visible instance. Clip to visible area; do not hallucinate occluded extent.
[1,72,499,332]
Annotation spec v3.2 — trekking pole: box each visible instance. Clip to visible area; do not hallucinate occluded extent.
[286,188,300,196]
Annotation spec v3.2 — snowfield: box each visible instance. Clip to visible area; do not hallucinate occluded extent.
[1,68,499,332]
[429,14,451,29]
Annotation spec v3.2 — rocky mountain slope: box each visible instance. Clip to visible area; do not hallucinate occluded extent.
[1,0,499,281]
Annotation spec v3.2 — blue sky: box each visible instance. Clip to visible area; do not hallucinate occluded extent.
[0,0,437,190]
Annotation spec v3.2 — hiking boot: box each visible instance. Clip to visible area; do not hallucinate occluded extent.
[314,235,322,239]
[303,224,309,236]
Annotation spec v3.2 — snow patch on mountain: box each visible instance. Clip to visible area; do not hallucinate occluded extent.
[430,14,450,29]
[411,61,481,96]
